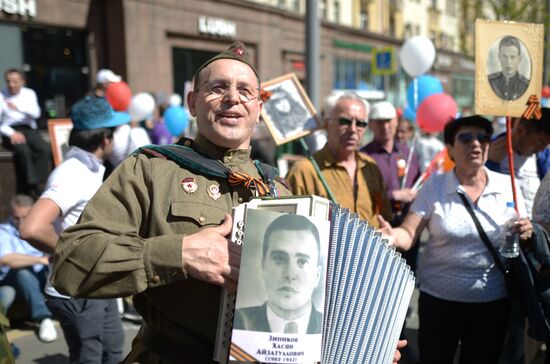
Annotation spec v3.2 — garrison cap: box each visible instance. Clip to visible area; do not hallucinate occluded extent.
[193,41,259,81]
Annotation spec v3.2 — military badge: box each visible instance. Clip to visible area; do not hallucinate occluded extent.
[181,177,198,193]
[207,184,221,200]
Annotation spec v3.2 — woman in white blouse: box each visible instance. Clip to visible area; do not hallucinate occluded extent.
[379,115,533,364]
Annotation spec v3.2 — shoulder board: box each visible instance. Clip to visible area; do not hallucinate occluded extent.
[488,72,501,80]
[135,144,228,179]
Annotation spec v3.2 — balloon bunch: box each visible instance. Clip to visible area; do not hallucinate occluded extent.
[400,36,457,133]
[105,79,189,137]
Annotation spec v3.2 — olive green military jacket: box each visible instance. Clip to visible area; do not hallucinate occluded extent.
[51,134,290,361]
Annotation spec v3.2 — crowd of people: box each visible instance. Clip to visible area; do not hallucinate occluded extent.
[0,39,549,364]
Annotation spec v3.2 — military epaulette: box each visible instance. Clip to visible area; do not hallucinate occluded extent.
[488,72,501,80]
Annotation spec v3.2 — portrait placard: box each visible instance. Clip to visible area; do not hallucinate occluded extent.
[260,73,320,145]
[47,119,73,166]
[230,208,330,363]
[475,19,544,117]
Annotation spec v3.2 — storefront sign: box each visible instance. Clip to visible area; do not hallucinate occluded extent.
[333,39,372,53]
[1,0,37,17]
[198,16,236,38]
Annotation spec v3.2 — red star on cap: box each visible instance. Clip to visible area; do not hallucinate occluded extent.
[233,48,244,57]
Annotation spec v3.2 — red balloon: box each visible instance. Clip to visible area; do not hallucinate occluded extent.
[416,93,457,133]
[542,85,550,98]
[105,81,132,111]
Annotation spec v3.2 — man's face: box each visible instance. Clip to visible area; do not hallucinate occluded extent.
[187,59,262,149]
[100,136,114,161]
[5,72,24,95]
[396,119,414,144]
[262,229,321,318]
[498,45,521,78]
[11,205,31,229]
[514,124,550,156]
[326,99,367,158]
[369,116,398,144]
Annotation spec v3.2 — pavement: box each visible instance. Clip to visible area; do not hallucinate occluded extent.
[7,319,139,363]
[6,289,549,364]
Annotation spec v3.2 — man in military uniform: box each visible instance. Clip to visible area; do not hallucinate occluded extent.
[49,42,290,363]
[50,42,406,363]
[488,35,530,101]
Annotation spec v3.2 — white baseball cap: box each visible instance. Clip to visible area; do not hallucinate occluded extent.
[370,101,397,120]
[96,69,121,84]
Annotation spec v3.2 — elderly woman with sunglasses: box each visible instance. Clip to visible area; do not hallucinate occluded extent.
[379,115,533,364]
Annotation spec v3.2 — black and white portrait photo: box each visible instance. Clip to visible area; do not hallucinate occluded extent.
[233,209,328,335]
[260,73,320,145]
[486,35,531,101]
[475,19,543,117]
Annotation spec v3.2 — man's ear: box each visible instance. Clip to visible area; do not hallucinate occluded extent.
[187,91,197,117]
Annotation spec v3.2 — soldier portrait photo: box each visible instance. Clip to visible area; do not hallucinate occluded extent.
[487,35,531,101]
[233,211,326,335]
[261,73,320,145]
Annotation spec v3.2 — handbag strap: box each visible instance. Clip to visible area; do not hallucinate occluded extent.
[457,192,510,276]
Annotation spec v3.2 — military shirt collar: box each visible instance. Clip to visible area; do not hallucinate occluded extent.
[191,133,252,165]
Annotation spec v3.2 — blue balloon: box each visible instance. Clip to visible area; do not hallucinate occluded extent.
[404,107,416,122]
[164,106,189,137]
[406,75,443,111]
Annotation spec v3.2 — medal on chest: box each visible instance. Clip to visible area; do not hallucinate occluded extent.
[207,184,221,200]
[180,177,198,193]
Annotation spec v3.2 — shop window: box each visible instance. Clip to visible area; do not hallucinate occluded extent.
[172,47,218,102]
[333,57,373,90]
[21,25,88,120]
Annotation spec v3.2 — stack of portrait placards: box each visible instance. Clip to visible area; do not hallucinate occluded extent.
[214,196,415,364]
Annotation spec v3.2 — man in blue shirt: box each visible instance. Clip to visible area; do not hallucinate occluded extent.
[0,194,57,343]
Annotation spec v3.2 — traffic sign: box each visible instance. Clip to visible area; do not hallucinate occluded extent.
[372,47,396,75]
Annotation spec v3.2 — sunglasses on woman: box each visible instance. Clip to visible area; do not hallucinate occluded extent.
[456,132,490,144]
[338,117,368,128]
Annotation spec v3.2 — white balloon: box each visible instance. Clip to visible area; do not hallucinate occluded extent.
[129,93,156,121]
[168,93,183,106]
[399,36,436,77]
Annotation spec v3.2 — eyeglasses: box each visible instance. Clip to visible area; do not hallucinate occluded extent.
[338,117,368,129]
[456,132,490,144]
[198,80,259,103]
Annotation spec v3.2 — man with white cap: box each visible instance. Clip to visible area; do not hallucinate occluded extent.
[94,69,122,98]
[361,101,420,227]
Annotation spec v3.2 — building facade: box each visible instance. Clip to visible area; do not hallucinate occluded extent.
[0,0,475,119]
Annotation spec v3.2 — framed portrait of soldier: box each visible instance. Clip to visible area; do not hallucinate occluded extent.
[260,73,321,145]
[475,19,544,117]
